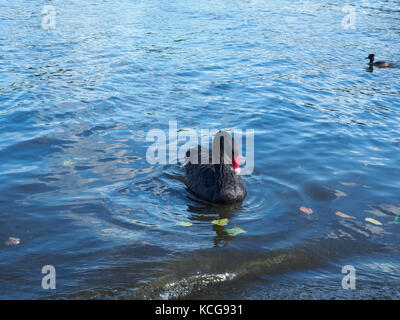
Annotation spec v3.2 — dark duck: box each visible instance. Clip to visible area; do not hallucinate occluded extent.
[366,54,393,68]
[185,131,247,204]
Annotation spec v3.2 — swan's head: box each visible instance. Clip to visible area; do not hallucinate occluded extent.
[213,131,241,174]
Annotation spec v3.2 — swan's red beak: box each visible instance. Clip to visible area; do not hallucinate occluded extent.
[232,156,240,174]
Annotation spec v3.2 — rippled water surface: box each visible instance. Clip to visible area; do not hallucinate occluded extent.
[1,0,400,299]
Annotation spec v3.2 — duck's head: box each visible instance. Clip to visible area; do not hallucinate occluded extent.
[366,54,375,62]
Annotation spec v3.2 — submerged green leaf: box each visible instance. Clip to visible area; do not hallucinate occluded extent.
[225,227,246,236]
[177,221,192,227]
[212,218,229,226]
[395,216,400,223]
[63,160,75,167]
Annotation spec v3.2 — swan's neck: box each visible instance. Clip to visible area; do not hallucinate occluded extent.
[216,163,233,179]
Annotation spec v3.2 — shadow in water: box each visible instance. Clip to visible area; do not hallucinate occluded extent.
[129,236,391,299]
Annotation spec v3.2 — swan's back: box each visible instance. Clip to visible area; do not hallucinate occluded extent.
[185,145,247,204]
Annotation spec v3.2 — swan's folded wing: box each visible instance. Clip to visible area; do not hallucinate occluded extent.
[185,162,218,200]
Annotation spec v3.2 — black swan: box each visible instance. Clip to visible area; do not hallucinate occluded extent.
[366,54,393,68]
[184,131,247,204]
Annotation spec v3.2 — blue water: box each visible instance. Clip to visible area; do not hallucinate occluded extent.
[1,0,400,299]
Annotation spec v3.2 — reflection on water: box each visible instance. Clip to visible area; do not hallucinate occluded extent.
[1,0,400,299]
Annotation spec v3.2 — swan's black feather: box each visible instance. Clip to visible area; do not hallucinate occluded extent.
[185,144,247,204]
